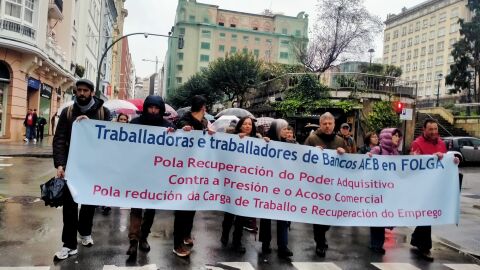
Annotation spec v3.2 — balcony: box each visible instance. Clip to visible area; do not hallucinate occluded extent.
[46,36,67,69]
[0,19,36,43]
[48,0,64,20]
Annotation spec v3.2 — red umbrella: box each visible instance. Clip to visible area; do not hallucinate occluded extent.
[127,99,144,111]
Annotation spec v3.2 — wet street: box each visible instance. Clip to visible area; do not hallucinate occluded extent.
[0,157,479,270]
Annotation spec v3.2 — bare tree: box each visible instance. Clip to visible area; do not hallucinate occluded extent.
[296,0,383,73]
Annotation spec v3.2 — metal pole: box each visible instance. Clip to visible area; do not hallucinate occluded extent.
[436,78,440,107]
[95,32,178,98]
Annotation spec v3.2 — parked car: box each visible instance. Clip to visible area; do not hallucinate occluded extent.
[443,136,480,164]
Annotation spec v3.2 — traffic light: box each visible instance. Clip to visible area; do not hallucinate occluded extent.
[393,101,404,114]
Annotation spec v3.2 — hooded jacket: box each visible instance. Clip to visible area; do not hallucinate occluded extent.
[53,96,111,168]
[370,128,400,155]
[176,111,209,130]
[130,95,173,128]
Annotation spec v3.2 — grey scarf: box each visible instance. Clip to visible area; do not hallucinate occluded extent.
[75,97,95,113]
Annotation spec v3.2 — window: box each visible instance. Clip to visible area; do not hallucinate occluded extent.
[177,65,183,71]
[281,40,290,47]
[230,24,236,28]
[179,28,186,35]
[295,30,301,36]
[437,41,444,51]
[420,60,426,69]
[436,56,443,66]
[203,17,209,23]
[429,30,435,40]
[219,32,226,38]
[438,27,445,37]
[439,12,447,22]
[218,22,224,26]
[448,55,454,63]
[5,0,22,19]
[385,33,391,41]
[426,73,432,81]
[255,37,260,44]
[419,74,425,82]
[393,30,399,38]
[280,52,289,59]
[231,34,237,40]
[428,45,434,54]
[282,28,288,34]
[200,55,209,62]
[400,52,405,61]
[391,55,397,64]
[430,16,436,26]
[408,38,412,47]
[449,38,457,47]
[450,23,458,33]
[416,21,421,31]
[218,45,225,52]
[408,24,413,33]
[178,52,184,60]
[401,40,406,49]
[402,27,407,36]
[242,48,248,54]
[24,0,34,24]
[412,62,417,71]
[201,30,211,38]
[253,26,258,31]
[423,19,429,28]
[406,64,411,72]
[230,47,237,53]
[427,59,433,68]
[414,49,419,57]
[201,42,210,49]
[176,77,182,84]
[189,15,196,22]
[421,47,426,56]
[414,35,420,45]
[243,36,249,43]
[421,33,427,42]
[407,51,412,60]
[384,45,389,53]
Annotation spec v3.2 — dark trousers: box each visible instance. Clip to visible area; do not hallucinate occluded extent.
[222,213,246,245]
[259,219,289,248]
[173,210,195,248]
[128,208,155,241]
[411,226,432,251]
[36,126,44,140]
[313,224,330,248]
[370,227,385,248]
[62,188,96,249]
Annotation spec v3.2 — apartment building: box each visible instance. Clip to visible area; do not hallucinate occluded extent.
[164,0,308,99]
[383,0,470,100]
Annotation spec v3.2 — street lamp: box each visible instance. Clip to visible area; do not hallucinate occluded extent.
[368,48,375,65]
[95,32,184,98]
[436,73,443,107]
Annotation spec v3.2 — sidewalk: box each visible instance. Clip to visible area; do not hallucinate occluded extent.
[0,136,52,157]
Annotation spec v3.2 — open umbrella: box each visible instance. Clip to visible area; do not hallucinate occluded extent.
[164,104,178,121]
[212,115,239,133]
[176,106,191,118]
[127,98,144,111]
[104,99,139,115]
[256,117,274,130]
[215,108,255,119]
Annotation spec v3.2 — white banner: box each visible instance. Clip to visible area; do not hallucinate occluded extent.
[66,120,460,226]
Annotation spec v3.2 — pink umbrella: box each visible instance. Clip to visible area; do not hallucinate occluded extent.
[127,99,144,111]
[164,104,178,121]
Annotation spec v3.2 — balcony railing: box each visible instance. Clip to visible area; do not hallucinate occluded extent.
[48,0,64,20]
[0,19,36,40]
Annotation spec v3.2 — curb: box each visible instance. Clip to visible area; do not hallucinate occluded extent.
[436,236,480,263]
[0,154,52,158]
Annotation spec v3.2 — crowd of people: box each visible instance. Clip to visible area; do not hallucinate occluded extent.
[51,78,459,262]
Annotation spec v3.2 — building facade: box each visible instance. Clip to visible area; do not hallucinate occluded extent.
[97,0,117,97]
[110,0,127,99]
[383,0,470,100]
[0,0,77,140]
[164,0,308,99]
[118,38,133,99]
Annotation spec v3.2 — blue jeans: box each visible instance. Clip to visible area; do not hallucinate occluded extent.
[26,126,36,140]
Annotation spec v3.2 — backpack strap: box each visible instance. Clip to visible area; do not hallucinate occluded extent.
[97,106,105,120]
[67,105,74,122]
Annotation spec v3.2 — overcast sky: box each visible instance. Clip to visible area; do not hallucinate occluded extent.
[124,0,426,77]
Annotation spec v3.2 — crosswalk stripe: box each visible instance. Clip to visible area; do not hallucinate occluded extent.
[0,267,50,270]
[292,262,342,270]
[444,264,480,270]
[0,156,13,159]
[103,265,157,270]
[0,164,13,167]
[372,263,421,270]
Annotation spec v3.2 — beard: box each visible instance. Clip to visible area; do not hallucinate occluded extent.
[76,95,92,106]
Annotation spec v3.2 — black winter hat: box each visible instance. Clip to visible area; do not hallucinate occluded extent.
[76,79,95,91]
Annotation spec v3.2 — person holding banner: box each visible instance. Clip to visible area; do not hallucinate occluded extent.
[173,95,214,257]
[126,95,174,259]
[259,118,294,259]
[52,78,111,261]
[368,128,403,255]
[303,112,346,257]
[409,118,459,261]
[221,116,261,253]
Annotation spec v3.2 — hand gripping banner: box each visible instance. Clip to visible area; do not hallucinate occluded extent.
[66,120,460,226]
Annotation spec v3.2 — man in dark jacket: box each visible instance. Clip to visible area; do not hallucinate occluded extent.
[172,95,214,257]
[36,114,47,141]
[304,112,346,257]
[126,95,174,259]
[52,78,111,261]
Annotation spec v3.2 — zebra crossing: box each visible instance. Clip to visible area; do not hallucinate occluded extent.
[0,156,13,170]
[3,262,480,270]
